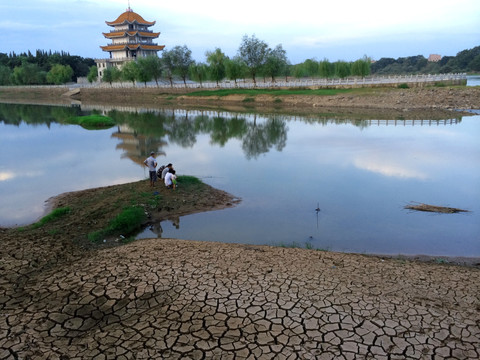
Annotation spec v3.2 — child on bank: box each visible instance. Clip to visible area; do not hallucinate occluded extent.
[164,169,177,189]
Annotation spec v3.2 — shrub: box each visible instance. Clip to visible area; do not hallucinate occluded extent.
[67,115,115,129]
[397,83,409,89]
[177,175,202,186]
[31,207,71,229]
[88,206,146,243]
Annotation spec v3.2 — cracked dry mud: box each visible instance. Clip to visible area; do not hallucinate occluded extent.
[1,235,479,359]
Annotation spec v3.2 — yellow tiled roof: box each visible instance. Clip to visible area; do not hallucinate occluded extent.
[106,10,155,26]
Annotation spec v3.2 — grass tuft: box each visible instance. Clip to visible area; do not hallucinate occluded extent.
[177,175,202,186]
[88,206,146,243]
[66,115,115,129]
[31,207,71,229]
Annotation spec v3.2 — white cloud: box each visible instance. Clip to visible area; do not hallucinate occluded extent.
[0,171,15,181]
[353,158,428,180]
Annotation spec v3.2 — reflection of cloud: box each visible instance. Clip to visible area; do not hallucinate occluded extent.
[354,158,428,180]
[0,171,15,181]
[0,170,44,181]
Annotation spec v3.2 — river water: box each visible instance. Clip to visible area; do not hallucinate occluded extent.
[1,103,479,257]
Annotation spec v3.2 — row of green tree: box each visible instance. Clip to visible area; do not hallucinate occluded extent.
[371,46,480,75]
[0,50,95,85]
[1,39,478,86]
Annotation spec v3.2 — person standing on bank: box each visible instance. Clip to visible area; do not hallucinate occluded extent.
[144,151,158,187]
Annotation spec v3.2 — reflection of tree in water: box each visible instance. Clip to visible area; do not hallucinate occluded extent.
[209,115,248,146]
[241,115,287,159]
[167,112,198,148]
[111,109,288,160]
[0,103,81,127]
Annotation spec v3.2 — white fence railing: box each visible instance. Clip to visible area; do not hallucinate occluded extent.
[2,73,467,90]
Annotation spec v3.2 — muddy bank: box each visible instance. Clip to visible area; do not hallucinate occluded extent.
[1,86,479,116]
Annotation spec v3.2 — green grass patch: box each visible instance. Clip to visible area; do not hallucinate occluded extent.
[88,206,146,243]
[66,115,115,129]
[31,207,71,229]
[397,83,410,89]
[140,191,162,208]
[176,175,202,186]
[185,88,352,97]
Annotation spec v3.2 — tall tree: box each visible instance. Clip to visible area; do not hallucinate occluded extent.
[161,50,175,87]
[137,55,163,87]
[12,62,46,85]
[206,48,227,86]
[189,62,208,87]
[238,34,269,86]
[263,44,288,82]
[136,58,153,87]
[350,56,371,77]
[87,66,98,83]
[334,61,351,78]
[0,65,12,85]
[225,56,247,86]
[161,45,194,87]
[102,66,121,86]
[46,64,73,84]
[121,61,139,86]
[318,59,333,78]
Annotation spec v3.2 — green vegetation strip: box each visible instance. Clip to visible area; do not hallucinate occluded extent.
[31,207,71,229]
[88,206,146,243]
[185,88,353,97]
[176,175,202,185]
[66,115,115,129]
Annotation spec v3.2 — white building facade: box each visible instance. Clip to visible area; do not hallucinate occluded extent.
[95,7,164,79]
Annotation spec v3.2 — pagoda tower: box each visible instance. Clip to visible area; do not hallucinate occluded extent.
[95,7,165,79]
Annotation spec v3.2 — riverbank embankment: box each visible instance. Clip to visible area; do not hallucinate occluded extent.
[1,85,479,113]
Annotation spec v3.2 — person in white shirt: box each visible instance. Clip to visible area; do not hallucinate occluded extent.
[164,169,177,189]
[143,152,157,187]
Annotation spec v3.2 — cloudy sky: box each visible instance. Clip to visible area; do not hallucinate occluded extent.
[1,0,479,64]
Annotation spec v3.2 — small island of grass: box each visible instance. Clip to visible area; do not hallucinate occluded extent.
[66,114,115,129]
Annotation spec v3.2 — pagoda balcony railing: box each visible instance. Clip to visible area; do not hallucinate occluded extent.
[109,27,151,33]
[110,40,155,45]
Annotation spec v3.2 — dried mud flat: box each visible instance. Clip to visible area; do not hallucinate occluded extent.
[1,86,480,359]
[1,179,480,359]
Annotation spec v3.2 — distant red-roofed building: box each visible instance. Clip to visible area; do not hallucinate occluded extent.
[95,7,165,80]
[428,54,442,62]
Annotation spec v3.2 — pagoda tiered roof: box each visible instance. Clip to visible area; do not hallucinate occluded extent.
[106,9,155,26]
[103,31,161,39]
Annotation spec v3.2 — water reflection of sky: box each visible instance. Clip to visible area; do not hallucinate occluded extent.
[1,108,479,258]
